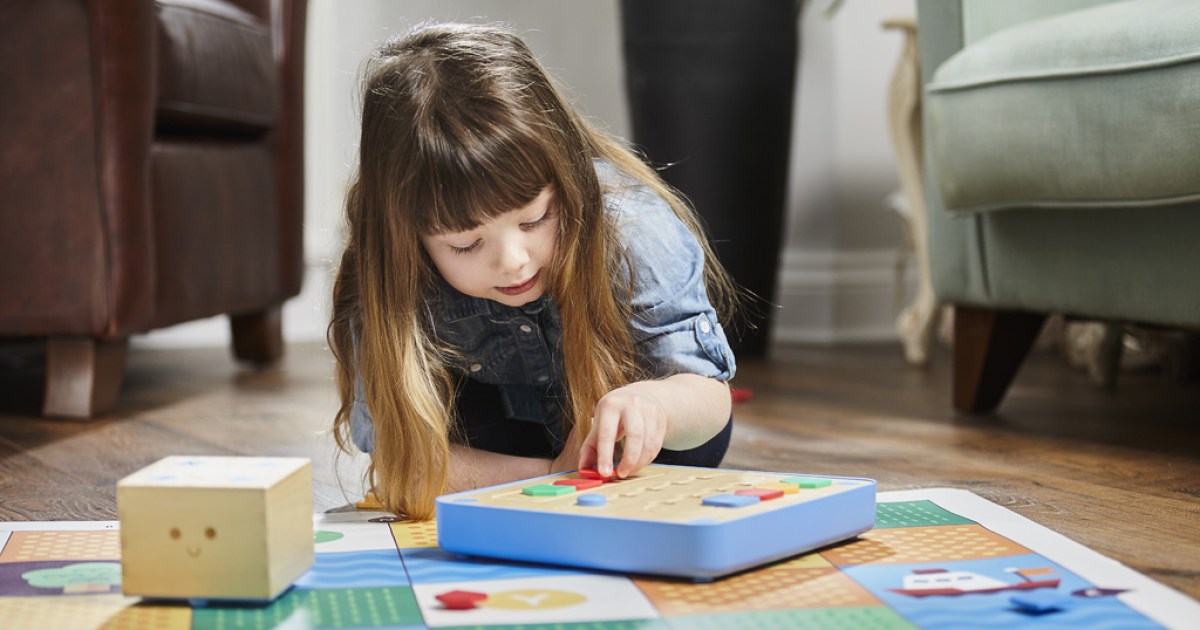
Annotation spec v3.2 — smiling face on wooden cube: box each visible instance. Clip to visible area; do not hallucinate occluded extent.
[119,489,266,599]
[116,456,314,602]
[162,517,235,562]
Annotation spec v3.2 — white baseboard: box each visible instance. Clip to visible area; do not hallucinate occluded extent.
[770,247,914,344]
[135,247,910,349]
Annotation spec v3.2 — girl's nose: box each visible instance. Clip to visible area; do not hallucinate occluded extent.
[496,235,530,272]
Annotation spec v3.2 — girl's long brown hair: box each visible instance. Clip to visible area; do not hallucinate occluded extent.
[329,22,737,519]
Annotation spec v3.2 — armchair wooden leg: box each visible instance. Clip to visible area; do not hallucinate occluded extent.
[230,306,284,365]
[953,306,1046,414]
[1092,322,1125,391]
[43,337,129,419]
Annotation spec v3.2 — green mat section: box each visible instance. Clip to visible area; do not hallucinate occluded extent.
[446,621,665,630]
[192,586,423,629]
[874,500,976,529]
[445,607,914,630]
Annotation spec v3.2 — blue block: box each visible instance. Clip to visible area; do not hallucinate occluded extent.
[702,494,760,508]
[577,494,607,507]
[1011,590,1074,613]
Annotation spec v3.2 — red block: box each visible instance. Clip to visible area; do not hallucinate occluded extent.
[731,387,754,403]
[579,467,616,481]
[436,589,488,610]
[736,487,784,501]
[555,478,604,490]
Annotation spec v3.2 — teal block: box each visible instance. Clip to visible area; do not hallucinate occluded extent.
[522,484,575,497]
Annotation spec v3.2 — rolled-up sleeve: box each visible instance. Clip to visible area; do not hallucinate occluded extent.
[614,182,736,381]
[349,374,375,453]
[346,326,376,453]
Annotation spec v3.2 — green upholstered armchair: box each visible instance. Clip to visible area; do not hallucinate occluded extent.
[915,0,1200,412]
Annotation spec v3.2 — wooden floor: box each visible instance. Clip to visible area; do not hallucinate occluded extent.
[1,339,1197,600]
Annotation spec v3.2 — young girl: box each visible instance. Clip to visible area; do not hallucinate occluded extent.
[330,22,740,520]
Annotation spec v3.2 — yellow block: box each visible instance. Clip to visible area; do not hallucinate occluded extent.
[356,493,384,510]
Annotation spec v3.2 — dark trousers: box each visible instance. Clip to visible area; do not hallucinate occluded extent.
[452,377,732,467]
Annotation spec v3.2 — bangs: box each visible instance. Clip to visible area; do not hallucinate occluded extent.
[401,117,559,235]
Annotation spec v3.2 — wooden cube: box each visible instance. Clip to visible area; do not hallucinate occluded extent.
[117,456,313,603]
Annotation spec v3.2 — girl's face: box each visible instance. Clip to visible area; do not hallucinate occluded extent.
[420,187,559,308]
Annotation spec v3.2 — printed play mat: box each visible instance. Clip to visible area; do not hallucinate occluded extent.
[0,488,1195,629]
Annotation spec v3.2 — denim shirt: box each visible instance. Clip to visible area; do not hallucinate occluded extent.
[349,161,736,453]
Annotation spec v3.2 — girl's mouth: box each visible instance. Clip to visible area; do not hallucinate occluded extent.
[496,272,539,296]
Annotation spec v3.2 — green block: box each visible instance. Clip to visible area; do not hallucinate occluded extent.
[781,477,832,489]
[874,500,977,529]
[522,484,575,497]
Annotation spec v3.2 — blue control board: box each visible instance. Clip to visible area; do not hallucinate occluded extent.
[436,464,876,580]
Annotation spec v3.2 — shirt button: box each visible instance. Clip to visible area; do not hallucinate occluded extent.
[470,363,482,373]
[699,320,712,334]
[537,375,549,383]
[520,324,533,333]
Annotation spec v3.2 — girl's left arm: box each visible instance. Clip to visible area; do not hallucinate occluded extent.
[578,373,731,479]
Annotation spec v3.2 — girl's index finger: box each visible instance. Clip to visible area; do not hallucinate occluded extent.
[591,411,621,478]
[577,430,598,472]
[576,447,594,473]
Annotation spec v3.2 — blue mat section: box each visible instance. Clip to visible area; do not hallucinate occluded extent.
[294,549,410,589]
[400,547,590,584]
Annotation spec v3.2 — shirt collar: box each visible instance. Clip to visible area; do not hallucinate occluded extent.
[437,279,550,322]
[438,280,491,322]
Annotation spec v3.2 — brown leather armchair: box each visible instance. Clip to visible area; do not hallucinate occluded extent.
[0,0,307,417]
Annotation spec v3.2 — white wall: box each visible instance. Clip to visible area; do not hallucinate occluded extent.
[305,0,630,268]
[137,0,916,349]
[777,0,916,343]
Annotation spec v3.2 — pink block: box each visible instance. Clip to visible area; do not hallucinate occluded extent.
[555,478,604,490]
[436,589,488,610]
[736,487,784,501]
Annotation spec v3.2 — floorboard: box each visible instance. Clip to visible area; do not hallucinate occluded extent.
[1,339,1197,598]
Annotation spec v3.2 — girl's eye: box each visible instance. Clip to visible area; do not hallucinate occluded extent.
[521,212,552,230]
[450,240,481,255]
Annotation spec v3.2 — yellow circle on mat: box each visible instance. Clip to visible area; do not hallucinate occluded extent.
[482,589,587,610]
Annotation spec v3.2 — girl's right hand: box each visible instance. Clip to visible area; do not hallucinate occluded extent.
[578,382,668,480]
